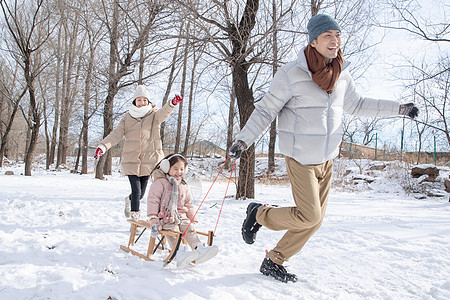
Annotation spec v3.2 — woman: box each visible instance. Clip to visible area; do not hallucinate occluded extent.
[94,85,183,221]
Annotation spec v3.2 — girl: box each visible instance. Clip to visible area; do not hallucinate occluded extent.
[94,85,183,222]
[147,154,218,267]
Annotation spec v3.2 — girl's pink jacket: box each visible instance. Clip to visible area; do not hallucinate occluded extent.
[147,169,198,223]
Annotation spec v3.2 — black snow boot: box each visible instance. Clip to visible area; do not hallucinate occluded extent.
[260,255,298,283]
[242,202,263,244]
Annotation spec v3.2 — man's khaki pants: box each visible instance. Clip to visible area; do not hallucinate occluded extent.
[256,157,333,265]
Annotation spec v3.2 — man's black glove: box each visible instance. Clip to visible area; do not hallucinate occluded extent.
[229,140,247,159]
[399,103,419,119]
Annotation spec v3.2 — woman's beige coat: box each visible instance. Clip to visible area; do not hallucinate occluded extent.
[99,102,174,176]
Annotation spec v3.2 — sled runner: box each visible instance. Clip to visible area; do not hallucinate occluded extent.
[120,219,214,265]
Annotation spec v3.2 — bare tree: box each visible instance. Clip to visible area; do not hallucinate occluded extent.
[95,0,163,179]
[377,0,449,43]
[182,38,204,157]
[410,78,428,163]
[175,0,297,199]
[377,0,449,151]
[225,84,236,169]
[47,24,62,167]
[267,0,279,174]
[407,56,450,149]
[56,1,86,168]
[349,116,385,147]
[0,67,27,167]
[160,25,183,147]
[1,0,53,175]
[174,21,189,153]
[37,72,54,169]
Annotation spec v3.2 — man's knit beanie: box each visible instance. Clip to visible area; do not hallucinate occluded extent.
[307,14,341,44]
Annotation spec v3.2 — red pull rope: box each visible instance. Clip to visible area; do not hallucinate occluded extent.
[213,159,236,236]
[182,156,231,237]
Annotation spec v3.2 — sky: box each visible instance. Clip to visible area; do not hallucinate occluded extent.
[361,0,448,99]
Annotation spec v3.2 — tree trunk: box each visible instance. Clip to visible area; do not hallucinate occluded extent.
[175,24,190,153]
[230,0,259,199]
[138,35,146,84]
[268,120,277,172]
[238,145,255,200]
[233,62,256,199]
[74,134,82,171]
[97,0,121,178]
[268,0,279,174]
[0,86,3,162]
[80,107,89,174]
[96,1,119,180]
[95,84,118,179]
[24,99,32,160]
[310,0,323,16]
[81,32,97,175]
[0,88,26,168]
[225,84,236,169]
[182,59,195,157]
[49,25,62,167]
[56,29,69,168]
[24,61,40,176]
[57,18,80,168]
[40,79,51,170]
[160,30,182,147]
[182,33,200,158]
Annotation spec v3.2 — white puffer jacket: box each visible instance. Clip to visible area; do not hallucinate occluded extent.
[236,47,400,165]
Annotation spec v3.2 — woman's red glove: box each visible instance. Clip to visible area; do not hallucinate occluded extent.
[171,94,183,105]
[94,148,103,159]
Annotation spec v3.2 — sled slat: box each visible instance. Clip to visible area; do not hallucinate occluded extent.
[128,224,137,247]
[147,236,156,258]
[120,245,154,261]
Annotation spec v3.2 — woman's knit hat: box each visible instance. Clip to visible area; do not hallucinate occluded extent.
[307,14,341,44]
[133,85,151,101]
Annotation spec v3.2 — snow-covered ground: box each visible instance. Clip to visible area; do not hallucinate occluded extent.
[0,157,449,300]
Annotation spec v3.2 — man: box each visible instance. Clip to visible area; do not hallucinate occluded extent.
[229,14,418,283]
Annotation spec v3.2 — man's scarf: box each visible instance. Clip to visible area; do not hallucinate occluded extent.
[304,45,343,94]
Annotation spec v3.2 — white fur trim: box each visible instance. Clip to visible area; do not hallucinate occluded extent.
[97,144,107,153]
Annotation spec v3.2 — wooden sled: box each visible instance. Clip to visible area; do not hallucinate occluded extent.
[120,219,214,265]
